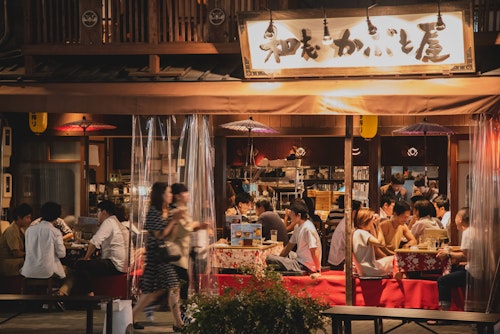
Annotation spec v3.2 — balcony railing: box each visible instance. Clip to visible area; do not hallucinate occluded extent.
[23,0,273,50]
[22,0,499,50]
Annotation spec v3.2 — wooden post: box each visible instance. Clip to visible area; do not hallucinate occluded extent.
[368,135,381,212]
[345,115,354,306]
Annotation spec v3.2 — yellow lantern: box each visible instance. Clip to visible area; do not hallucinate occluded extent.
[360,115,378,139]
[29,112,48,134]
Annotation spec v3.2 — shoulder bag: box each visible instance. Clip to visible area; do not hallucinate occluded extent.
[158,239,181,263]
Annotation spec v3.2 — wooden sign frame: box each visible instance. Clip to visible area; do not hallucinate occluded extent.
[237,2,474,78]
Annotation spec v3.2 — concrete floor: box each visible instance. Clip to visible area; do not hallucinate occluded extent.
[0,308,482,334]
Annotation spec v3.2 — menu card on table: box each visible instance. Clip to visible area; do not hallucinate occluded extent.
[231,223,263,246]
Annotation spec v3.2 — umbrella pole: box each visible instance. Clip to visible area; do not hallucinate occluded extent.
[245,129,251,179]
[83,128,89,215]
[424,131,428,182]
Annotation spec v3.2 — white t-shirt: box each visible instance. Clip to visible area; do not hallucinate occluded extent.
[441,211,451,230]
[352,229,393,277]
[90,215,129,273]
[328,218,346,266]
[21,220,66,279]
[289,220,321,272]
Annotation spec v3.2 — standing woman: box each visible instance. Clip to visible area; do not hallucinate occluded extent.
[132,182,184,331]
[169,183,208,320]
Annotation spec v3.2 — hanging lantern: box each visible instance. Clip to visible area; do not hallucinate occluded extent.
[29,112,48,134]
[360,115,378,139]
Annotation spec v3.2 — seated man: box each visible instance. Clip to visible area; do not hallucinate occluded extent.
[428,207,470,325]
[379,195,396,221]
[0,203,32,276]
[327,200,362,270]
[254,197,288,245]
[225,192,253,223]
[433,194,451,236]
[413,175,438,202]
[31,217,74,242]
[266,201,322,278]
[325,195,345,238]
[74,200,130,296]
[378,201,417,256]
[20,202,70,295]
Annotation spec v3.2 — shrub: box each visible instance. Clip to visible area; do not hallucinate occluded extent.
[183,268,328,334]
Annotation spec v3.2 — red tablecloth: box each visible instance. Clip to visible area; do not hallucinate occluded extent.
[214,271,465,311]
[395,249,451,275]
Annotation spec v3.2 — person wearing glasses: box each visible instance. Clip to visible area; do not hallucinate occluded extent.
[352,208,394,277]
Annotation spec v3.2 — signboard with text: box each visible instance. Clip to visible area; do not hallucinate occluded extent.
[237,2,474,78]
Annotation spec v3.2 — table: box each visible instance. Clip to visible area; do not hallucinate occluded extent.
[395,248,451,275]
[211,243,283,271]
[0,294,114,334]
[62,242,99,268]
[322,305,500,334]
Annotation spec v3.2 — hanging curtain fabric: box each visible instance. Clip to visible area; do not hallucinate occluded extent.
[129,115,174,299]
[128,115,216,299]
[466,113,500,312]
[176,115,217,293]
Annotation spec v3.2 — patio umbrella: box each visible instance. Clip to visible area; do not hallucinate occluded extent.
[55,116,117,135]
[392,117,454,178]
[55,116,116,215]
[220,116,278,168]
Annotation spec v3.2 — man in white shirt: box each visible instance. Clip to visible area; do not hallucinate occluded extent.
[379,195,396,221]
[433,194,451,232]
[20,202,67,290]
[327,200,362,270]
[270,201,322,277]
[75,200,130,296]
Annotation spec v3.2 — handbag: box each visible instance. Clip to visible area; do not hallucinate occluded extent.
[158,240,182,263]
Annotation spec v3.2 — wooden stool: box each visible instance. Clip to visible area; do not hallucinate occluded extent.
[22,277,54,295]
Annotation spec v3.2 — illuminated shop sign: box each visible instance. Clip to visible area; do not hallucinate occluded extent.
[238,2,474,78]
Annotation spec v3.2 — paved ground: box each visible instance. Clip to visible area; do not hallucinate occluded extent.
[0,308,483,334]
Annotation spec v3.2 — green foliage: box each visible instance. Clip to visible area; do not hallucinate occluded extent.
[183,269,328,334]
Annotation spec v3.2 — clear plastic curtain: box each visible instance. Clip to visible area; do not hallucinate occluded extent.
[466,113,500,312]
[176,115,217,293]
[128,115,216,299]
[128,115,174,299]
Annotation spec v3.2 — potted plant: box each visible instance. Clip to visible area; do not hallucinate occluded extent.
[183,268,328,334]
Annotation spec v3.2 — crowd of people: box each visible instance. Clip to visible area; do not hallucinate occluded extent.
[225,172,468,319]
[0,173,468,331]
[0,181,209,333]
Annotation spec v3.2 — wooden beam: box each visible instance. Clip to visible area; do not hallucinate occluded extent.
[22,42,241,55]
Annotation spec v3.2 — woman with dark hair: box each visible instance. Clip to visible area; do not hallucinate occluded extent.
[410,199,442,242]
[132,182,183,331]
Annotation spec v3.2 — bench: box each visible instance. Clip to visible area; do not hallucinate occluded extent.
[322,305,500,334]
[0,294,115,334]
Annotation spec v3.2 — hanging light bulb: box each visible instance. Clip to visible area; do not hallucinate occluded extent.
[366,3,378,36]
[322,8,333,46]
[264,8,275,39]
[436,0,446,30]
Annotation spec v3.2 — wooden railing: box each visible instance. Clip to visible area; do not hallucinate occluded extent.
[19,0,499,75]
[23,0,273,47]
